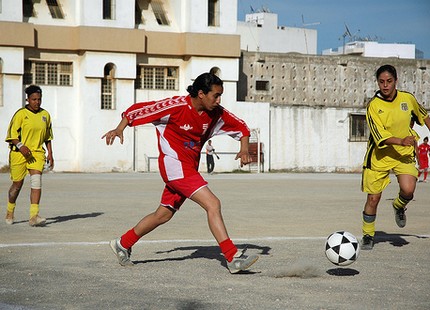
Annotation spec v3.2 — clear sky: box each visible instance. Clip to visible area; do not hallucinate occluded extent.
[237,0,430,59]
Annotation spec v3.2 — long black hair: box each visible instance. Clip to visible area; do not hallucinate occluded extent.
[186,72,223,98]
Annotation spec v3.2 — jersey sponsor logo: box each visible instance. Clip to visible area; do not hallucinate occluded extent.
[180,124,193,131]
[401,102,408,111]
[183,140,201,151]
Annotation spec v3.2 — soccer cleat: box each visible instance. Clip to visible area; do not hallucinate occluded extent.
[5,211,14,225]
[393,206,407,228]
[110,238,134,267]
[226,249,259,274]
[29,215,46,227]
[361,234,374,250]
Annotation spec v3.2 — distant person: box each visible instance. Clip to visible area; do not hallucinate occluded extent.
[205,139,219,174]
[5,85,54,226]
[361,64,430,250]
[417,137,430,182]
[102,72,258,273]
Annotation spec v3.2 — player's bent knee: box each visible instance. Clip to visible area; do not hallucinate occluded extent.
[30,174,42,189]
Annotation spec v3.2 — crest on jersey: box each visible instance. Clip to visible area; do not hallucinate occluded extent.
[180,124,193,131]
[42,116,47,122]
[401,102,408,111]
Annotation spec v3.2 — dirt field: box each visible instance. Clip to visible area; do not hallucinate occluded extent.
[1,172,429,309]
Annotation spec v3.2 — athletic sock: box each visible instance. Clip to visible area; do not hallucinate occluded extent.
[7,202,16,213]
[362,212,376,237]
[120,228,141,249]
[392,194,412,210]
[219,238,237,262]
[29,204,39,218]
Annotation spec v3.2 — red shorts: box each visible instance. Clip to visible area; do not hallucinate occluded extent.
[160,173,208,211]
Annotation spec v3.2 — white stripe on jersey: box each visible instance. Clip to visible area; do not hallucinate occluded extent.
[156,115,184,181]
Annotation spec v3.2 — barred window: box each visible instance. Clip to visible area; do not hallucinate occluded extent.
[256,80,269,91]
[349,114,369,142]
[151,0,169,25]
[101,63,116,110]
[46,0,64,19]
[24,61,73,86]
[208,0,220,27]
[136,66,178,90]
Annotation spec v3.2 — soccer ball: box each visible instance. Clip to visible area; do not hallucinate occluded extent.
[325,231,360,266]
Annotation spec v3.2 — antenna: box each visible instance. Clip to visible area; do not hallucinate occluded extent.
[301,14,320,55]
[339,23,360,54]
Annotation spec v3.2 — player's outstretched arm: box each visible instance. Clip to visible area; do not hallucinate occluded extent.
[102,117,128,145]
[235,136,252,167]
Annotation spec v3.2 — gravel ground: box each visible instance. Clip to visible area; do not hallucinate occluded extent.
[0,172,429,310]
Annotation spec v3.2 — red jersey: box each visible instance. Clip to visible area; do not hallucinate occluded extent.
[123,95,250,182]
[418,143,430,168]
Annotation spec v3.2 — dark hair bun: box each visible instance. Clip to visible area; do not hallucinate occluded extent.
[25,85,42,96]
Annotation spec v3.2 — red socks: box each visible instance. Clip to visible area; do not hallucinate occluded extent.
[120,228,140,249]
[219,238,237,262]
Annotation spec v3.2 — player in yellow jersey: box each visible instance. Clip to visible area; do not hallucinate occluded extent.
[361,65,430,250]
[5,85,54,226]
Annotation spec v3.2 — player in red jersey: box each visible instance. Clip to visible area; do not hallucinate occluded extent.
[102,72,258,273]
[417,137,430,182]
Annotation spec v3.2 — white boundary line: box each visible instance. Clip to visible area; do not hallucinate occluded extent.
[1,235,429,248]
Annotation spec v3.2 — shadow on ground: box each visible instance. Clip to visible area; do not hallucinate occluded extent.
[374,231,428,247]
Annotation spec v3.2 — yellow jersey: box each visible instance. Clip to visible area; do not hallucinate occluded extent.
[5,106,53,153]
[363,90,428,170]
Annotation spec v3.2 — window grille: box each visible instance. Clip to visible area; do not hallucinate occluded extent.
[151,0,169,25]
[136,66,178,90]
[255,80,269,91]
[46,0,64,19]
[208,0,220,27]
[349,114,369,142]
[24,61,73,86]
[101,64,116,110]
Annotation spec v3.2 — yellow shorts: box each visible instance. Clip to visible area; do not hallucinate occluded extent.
[362,162,418,194]
[9,151,45,182]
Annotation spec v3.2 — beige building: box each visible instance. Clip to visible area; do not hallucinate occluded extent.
[0,0,245,172]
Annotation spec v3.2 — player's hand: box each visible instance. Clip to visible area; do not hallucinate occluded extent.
[19,145,33,160]
[102,129,124,145]
[235,151,252,167]
[401,136,416,147]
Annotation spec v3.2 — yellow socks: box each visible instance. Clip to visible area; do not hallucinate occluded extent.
[362,212,376,237]
[29,204,39,218]
[7,202,16,213]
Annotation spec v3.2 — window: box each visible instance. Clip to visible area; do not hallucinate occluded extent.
[103,0,115,20]
[0,58,3,107]
[101,63,116,110]
[208,0,220,27]
[24,61,73,86]
[255,80,269,91]
[151,0,169,25]
[135,0,144,26]
[46,0,64,19]
[23,0,35,17]
[349,114,369,142]
[136,66,178,90]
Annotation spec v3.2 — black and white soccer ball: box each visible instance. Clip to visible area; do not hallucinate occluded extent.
[325,231,360,266]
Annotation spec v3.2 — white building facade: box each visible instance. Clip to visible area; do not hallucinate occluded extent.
[0,0,253,172]
[322,41,416,59]
[237,11,317,55]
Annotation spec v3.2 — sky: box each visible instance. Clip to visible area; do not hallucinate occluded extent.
[237,0,430,59]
